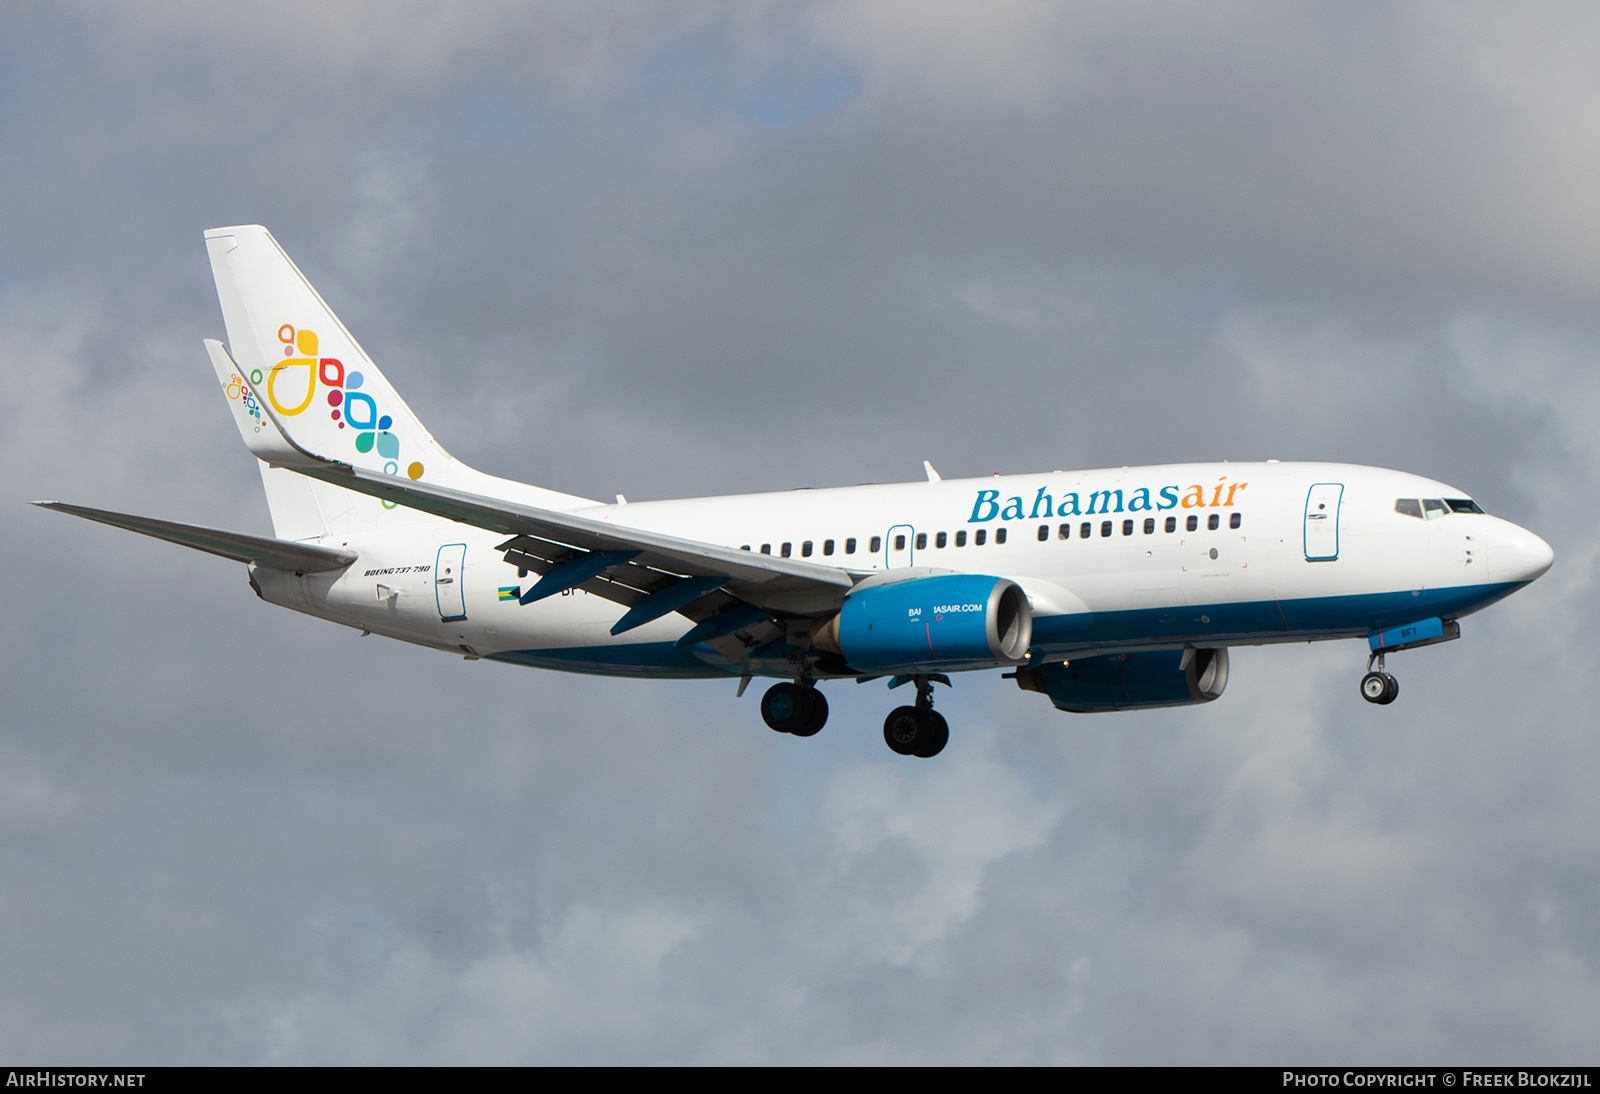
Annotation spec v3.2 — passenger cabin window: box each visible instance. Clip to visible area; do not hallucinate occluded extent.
[1037,524,1049,541]
[1447,499,1485,514]
[1208,513,1220,530]
[740,545,750,551]
[845,538,856,554]
[1165,516,1176,533]
[936,531,947,548]
[955,530,967,547]
[1423,499,1450,520]
[1100,521,1112,537]
[1059,523,1071,540]
[781,542,792,557]
[1122,519,1134,536]
[1080,522,1092,539]
[1186,515,1198,532]
[1230,512,1242,529]
[1144,518,1155,534]
[975,529,987,545]
[801,541,813,557]
[760,544,771,554]
[995,528,1007,544]
[915,533,927,550]
[869,536,881,553]
[823,539,834,556]
[894,535,906,551]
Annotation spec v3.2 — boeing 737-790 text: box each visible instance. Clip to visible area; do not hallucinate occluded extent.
[37,226,1555,757]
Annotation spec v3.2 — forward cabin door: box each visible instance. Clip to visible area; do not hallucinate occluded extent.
[435,543,467,620]
[1303,484,1344,561]
[885,524,915,569]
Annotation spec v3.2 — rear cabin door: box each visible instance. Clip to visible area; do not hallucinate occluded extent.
[1303,484,1344,561]
[435,543,468,620]
[885,525,915,569]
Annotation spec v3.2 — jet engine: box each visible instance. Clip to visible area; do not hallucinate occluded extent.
[1014,647,1229,712]
[812,574,1032,673]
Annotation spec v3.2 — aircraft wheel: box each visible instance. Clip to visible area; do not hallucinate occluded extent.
[911,710,949,758]
[790,688,828,737]
[1361,672,1400,705]
[762,683,815,734]
[883,706,922,755]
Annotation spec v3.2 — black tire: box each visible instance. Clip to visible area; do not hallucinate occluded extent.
[883,706,922,755]
[761,683,814,733]
[790,689,828,737]
[1360,672,1389,704]
[1378,674,1399,705]
[911,710,949,758]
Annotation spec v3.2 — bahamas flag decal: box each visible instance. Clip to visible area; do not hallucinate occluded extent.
[498,587,520,601]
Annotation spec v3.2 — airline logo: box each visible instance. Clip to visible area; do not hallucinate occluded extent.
[254,323,426,483]
[969,478,1248,522]
[222,370,266,434]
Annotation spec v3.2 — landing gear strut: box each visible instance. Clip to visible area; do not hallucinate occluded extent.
[1360,651,1399,705]
[882,675,949,758]
[761,681,828,736]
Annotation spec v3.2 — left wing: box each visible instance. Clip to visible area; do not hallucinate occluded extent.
[292,461,856,619]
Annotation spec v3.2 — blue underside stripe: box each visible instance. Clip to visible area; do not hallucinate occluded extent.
[488,641,725,678]
[487,581,1527,679]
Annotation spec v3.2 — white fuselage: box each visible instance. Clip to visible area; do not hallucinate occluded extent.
[250,460,1553,680]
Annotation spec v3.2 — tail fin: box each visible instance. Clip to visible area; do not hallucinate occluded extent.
[205,225,452,485]
[204,225,593,537]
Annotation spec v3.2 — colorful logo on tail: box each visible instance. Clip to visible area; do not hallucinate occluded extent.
[223,324,426,501]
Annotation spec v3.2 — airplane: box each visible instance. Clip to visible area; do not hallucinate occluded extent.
[36,226,1556,758]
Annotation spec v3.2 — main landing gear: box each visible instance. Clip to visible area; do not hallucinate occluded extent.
[882,675,949,758]
[760,681,828,737]
[1360,651,1400,705]
[757,674,950,757]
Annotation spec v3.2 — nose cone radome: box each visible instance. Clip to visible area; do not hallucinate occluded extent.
[1488,520,1555,585]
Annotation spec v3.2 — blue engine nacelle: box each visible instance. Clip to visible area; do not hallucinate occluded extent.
[1014,648,1229,712]
[812,574,1033,674]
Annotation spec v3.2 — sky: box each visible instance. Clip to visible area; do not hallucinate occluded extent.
[2,0,1599,1064]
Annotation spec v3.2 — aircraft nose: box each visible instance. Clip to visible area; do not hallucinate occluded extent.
[1487,519,1554,584]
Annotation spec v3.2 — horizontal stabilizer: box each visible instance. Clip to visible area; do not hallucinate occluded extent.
[33,502,357,573]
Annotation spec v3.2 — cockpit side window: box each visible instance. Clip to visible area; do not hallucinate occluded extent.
[1395,499,1423,518]
[1423,498,1449,519]
[1446,498,1485,514]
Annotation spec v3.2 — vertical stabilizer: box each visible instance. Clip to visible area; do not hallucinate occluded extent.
[204,226,452,486]
[202,226,596,535]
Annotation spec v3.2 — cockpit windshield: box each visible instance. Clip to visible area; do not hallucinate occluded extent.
[1395,497,1486,519]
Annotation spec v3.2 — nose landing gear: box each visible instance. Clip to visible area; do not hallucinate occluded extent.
[1360,652,1399,705]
